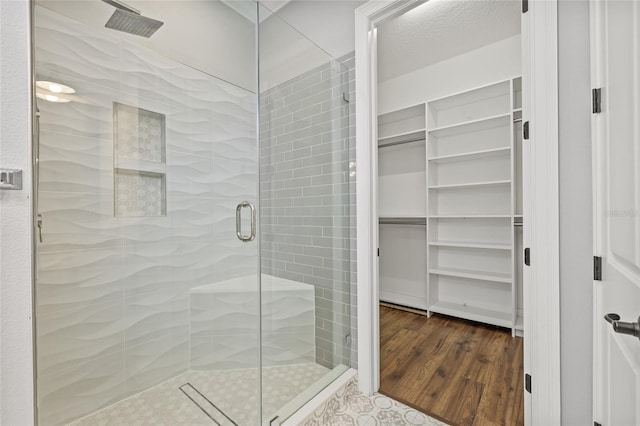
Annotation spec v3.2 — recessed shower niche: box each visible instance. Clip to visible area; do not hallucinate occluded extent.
[113,102,167,217]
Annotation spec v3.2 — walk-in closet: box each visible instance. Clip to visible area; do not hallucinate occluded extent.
[376,1,525,424]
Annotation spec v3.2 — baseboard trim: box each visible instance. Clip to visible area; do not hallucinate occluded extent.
[380,301,428,316]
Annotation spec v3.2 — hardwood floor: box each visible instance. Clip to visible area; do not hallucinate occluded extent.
[379,305,524,426]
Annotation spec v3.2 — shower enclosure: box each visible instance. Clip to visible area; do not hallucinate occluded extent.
[32,1,353,424]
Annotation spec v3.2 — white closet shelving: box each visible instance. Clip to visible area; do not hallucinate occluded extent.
[378,77,524,334]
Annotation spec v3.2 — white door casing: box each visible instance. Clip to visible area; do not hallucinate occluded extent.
[355,0,425,396]
[591,0,640,424]
[521,3,532,424]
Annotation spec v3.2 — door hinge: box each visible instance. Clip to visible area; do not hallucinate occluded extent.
[594,256,602,281]
[525,374,531,393]
[523,121,530,140]
[524,248,530,266]
[522,0,528,13]
[592,88,602,113]
[377,248,380,257]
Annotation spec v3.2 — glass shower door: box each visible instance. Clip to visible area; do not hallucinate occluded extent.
[32,1,261,424]
[258,5,353,423]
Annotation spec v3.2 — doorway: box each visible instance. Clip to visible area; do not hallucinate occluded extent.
[373,1,524,424]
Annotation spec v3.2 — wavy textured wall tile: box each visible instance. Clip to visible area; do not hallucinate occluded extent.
[121,243,177,297]
[166,151,215,198]
[39,131,113,194]
[124,288,188,347]
[37,301,124,374]
[168,241,218,285]
[37,192,121,253]
[37,72,119,141]
[120,46,179,105]
[167,109,214,140]
[115,200,216,248]
[37,248,125,314]
[35,17,122,90]
[190,334,260,371]
[124,333,189,397]
[38,351,126,426]
[35,5,258,424]
[165,127,215,157]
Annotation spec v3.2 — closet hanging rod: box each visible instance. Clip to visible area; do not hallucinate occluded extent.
[378,137,425,149]
[514,222,523,227]
[513,118,523,123]
[379,217,427,225]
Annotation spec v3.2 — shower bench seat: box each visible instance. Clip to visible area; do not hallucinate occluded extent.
[189,274,316,370]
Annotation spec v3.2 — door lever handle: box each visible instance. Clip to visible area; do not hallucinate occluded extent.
[604,313,640,340]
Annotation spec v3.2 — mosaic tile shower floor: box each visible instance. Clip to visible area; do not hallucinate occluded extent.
[68,364,448,426]
[68,363,329,425]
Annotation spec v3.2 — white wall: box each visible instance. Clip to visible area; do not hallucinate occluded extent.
[378,35,521,114]
[0,0,35,424]
[558,0,593,424]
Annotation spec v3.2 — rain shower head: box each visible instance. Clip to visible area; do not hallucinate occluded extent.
[102,0,164,38]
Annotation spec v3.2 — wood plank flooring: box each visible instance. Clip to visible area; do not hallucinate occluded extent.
[379,305,524,426]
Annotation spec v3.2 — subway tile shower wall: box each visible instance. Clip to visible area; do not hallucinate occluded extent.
[345,54,357,370]
[259,54,357,369]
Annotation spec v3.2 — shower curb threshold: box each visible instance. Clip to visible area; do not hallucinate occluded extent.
[282,368,357,425]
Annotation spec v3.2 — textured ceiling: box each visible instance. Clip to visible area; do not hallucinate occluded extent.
[378,0,521,82]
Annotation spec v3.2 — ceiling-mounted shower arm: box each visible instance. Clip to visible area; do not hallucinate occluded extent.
[101,0,140,15]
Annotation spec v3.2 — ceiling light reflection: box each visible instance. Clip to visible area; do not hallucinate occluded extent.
[36,80,75,94]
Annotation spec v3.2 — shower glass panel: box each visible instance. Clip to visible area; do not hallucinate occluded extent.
[33,1,352,424]
[258,5,353,423]
[33,1,261,424]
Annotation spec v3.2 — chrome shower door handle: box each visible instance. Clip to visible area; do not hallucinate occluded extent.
[236,201,256,243]
[37,214,43,243]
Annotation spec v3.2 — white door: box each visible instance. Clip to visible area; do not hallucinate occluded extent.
[592,0,640,425]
